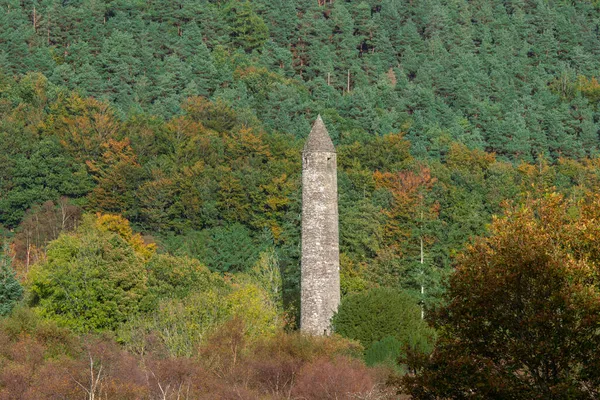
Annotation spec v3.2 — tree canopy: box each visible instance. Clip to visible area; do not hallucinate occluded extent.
[407,194,600,399]
[2,1,600,396]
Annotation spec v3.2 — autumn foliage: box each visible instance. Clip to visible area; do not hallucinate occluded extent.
[0,310,389,399]
[407,193,600,399]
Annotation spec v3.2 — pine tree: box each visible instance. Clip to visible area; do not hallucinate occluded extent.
[329,2,358,90]
[188,42,220,96]
[98,30,143,107]
[0,249,23,316]
[224,0,269,53]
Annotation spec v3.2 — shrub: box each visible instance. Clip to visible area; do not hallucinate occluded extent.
[246,332,364,398]
[252,331,363,363]
[0,307,79,358]
[0,316,391,399]
[332,288,435,354]
[120,287,230,357]
[121,281,281,357]
[365,336,403,370]
[291,357,375,400]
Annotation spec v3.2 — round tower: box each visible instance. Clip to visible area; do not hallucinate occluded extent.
[301,115,340,335]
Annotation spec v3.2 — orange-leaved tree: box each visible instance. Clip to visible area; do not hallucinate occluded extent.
[407,193,600,399]
[86,138,144,216]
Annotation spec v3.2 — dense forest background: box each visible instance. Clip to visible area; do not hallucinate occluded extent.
[2,0,600,397]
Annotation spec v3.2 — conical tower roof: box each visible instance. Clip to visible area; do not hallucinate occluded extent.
[303,115,335,153]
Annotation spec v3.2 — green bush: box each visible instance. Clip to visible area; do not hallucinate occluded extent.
[332,288,435,356]
[364,336,403,369]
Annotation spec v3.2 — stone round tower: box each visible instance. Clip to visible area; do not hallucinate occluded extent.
[301,115,340,335]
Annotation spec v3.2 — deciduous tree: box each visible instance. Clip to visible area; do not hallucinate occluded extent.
[408,193,600,399]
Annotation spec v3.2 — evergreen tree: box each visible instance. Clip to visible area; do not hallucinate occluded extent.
[98,30,144,107]
[188,42,220,96]
[224,0,269,53]
[0,249,23,316]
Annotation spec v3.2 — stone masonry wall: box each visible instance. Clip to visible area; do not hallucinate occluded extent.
[301,149,340,335]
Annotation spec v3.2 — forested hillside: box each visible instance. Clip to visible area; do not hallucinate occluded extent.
[1,0,600,158]
[2,0,600,398]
